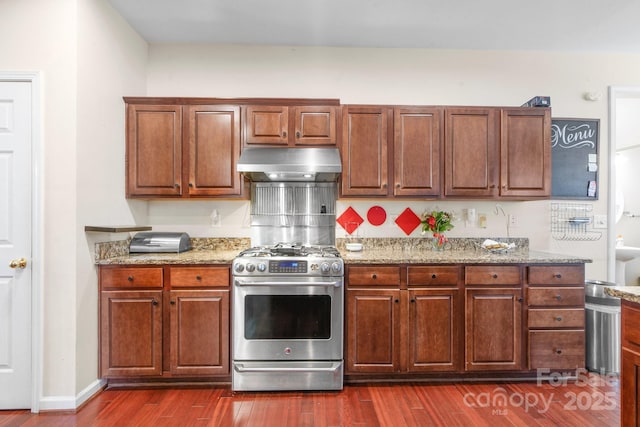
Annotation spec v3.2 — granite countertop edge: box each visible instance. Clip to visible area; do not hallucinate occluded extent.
[604,286,640,304]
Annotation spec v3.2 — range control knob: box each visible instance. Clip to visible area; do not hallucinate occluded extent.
[257,262,267,272]
[234,263,244,273]
[331,262,342,274]
[320,262,331,274]
[245,263,256,272]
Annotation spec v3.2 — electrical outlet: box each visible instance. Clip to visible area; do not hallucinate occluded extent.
[508,214,518,227]
[593,214,607,229]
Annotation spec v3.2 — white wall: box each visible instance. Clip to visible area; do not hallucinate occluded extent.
[145,45,640,280]
[0,0,147,408]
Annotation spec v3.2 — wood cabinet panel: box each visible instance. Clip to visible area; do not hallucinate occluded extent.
[346,289,400,373]
[409,289,460,371]
[100,290,163,377]
[168,266,230,288]
[407,265,460,286]
[169,290,230,376]
[341,106,389,196]
[244,105,289,145]
[465,288,522,371]
[444,108,498,197]
[528,308,585,328]
[100,267,163,289]
[465,265,521,285]
[294,106,337,145]
[528,265,584,285]
[186,105,242,196]
[528,330,585,370]
[500,108,551,197]
[126,104,182,197]
[393,107,441,197]
[347,266,401,286]
[527,287,585,307]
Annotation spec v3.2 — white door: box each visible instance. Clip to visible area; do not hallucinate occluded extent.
[0,80,32,409]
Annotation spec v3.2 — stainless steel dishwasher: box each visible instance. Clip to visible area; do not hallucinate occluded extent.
[585,280,621,374]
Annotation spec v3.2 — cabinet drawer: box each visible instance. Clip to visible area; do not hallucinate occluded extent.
[407,266,459,286]
[169,266,230,288]
[528,287,584,306]
[100,267,163,289]
[347,266,400,286]
[528,265,584,285]
[465,266,520,285]
[528,308,585,328]
[529,330,585,370]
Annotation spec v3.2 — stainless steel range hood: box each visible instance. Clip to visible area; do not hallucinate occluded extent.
[237,147,342,182]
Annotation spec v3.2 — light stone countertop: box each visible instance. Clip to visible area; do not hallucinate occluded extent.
[604,286,640,304]
[94,237,591,266]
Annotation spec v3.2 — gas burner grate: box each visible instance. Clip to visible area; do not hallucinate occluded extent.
[238,244,340,258]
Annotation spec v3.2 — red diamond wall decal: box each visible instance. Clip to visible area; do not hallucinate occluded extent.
[395,208,422,235]
[337,207,364,234]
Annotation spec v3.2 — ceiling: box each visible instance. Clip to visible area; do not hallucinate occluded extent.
[108,0,640,53]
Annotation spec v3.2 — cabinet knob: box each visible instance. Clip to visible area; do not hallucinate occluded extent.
[517,297,524,303]
[170,300,176,305]
[296,131,301,138]
[127,276,134,282]
[394,299,399,303]
[554,273,562,279]
[282,131,287,138]
[396,183,401,188]
[410,299,416,303]
[492,274,498,279]
[431,274,437,279]
[196,275,202,281]
[189,182,194,188]
[152,299,158,306]
[372,274,377,279]
[555,316,563,321]
[382,183,387,189]
[555,295,562,300]
[555,349,563,355]
[174,183,180,189]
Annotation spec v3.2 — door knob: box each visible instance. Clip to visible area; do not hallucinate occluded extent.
[9,258,27,269]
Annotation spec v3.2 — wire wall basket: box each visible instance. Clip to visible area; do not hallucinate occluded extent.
[551,202,602,241]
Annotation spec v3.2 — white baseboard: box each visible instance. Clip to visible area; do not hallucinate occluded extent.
[39,379,106,412]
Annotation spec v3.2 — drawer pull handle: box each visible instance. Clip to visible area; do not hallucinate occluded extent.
[554,273,562,279]
[196,275,202,281]
[555,316,563,321]
[555,295,562,300]
[127,276,134,282]
[555,349,563,355]
[492,274,498,279]
[372,274,377,279]
[431,274,437,279]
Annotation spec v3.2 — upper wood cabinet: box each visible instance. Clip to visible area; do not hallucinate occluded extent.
[444,106,551,199]
[341,106,391,196]
[125,100,243,198]
[244,105,338,146]
[126,104,183,197]
[500,108,551,198]
[444,107,499,197]
[394,107,442,197]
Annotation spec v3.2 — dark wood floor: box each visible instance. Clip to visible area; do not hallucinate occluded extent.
[0,373,620,426]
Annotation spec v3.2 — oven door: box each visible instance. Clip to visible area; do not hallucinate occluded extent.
[233,276,343,361]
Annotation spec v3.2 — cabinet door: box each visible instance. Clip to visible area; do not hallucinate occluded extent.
[245,105,289,145]
[444,108,498,197]
[394,108,441,197]
[465,288,522,371]
[294,106,337,145]
[346,289,400,373]
[126,104,182,197]
[341,106,390,196]
[186,105,242,196]
[500,108,551,197]
[622,347,640,426]
[169,290,230,376]
[100,291,163,377]
[409,289,460,372]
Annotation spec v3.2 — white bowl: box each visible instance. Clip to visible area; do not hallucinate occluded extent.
[345,243,363,252]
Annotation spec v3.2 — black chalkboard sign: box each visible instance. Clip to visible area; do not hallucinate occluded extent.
[551,118,599,199]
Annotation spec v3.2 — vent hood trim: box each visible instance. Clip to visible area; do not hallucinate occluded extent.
[237,147,342,182]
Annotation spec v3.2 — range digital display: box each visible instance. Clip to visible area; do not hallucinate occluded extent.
[269,260,307,273]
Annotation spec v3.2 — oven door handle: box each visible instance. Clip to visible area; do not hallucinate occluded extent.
[234,280,342,288]
[234,362,342,373]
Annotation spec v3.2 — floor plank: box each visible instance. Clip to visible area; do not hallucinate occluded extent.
[0,373,620,426]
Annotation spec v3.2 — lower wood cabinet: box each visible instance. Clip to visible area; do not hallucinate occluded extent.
[621,299,640,426]
[99,265,230,380]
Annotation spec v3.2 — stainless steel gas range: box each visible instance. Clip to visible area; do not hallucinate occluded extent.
[232,243,344,391]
